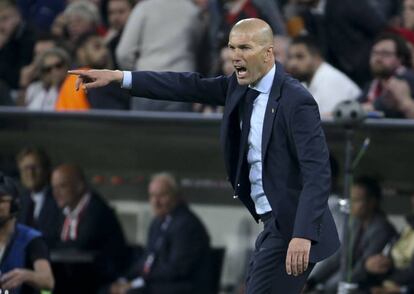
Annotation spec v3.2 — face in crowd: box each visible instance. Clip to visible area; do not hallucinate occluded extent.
[370,39,401,79]
[148,175,179,218]
[51,165,86,209]
[18,152,49,193]
[286,43,318,83]
[40,52,69,87]
[108,0,132,31]
[228,19,275,86]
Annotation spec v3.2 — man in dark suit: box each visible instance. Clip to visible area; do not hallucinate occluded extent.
[50,164,128,293]
[69,18,340,294]
[109,172,210,294]
[17,147,62,248]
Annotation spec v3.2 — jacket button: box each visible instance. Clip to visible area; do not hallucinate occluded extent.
[237,183,240,187]
[233,195,238,199]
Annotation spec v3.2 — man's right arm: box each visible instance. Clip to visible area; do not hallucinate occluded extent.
[69,69,229,106]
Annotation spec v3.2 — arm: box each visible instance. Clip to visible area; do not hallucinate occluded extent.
[68,70,229,106]
[290,94,331,243]
[1,237,54,290]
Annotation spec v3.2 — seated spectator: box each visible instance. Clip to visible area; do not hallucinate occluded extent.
[358,33,414,118]
[0,173,54,294]
[109,172,210,294]
[368,193,414,294]
[0,0,35,93]
[16,147,62,248]
[307,177,397,293]
[104,0,133,68]
[57,32,129,110]
[286,35,361,118]
[63,0,102,44]
[24,48,70,110]
[19,33,59,92]
[51,164,128,289]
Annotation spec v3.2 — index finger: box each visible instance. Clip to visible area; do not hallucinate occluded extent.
[68,69,88,76]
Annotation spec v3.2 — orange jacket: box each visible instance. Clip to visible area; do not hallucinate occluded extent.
[55,67,90,111]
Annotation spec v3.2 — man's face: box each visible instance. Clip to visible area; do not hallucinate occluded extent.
[51,171,83,209]
[148,179,176,218]
[81,36,110,68]
[41,54,68,87]
[228,30,270,85]
[0,6,20,42]
[351,185,371,219]
[286,43,316,83]
[370,40,401,79]
[404,0,414,30]
[34,40,56,57]
[18,154,48,192]
[108,0,131,31]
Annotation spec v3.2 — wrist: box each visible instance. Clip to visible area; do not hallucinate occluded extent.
[113,70,124,84]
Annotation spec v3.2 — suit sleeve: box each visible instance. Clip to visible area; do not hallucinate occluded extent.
[290,92,331,243]
[130,71,229,106]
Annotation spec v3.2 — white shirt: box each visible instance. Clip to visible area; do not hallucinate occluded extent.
[246,65,275,214]
[61,193,91,241]
[307,62,361,116]
[31,190,46,220]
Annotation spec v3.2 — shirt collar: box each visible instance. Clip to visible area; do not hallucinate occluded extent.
[249,64,276,94]
[63,193,91,218]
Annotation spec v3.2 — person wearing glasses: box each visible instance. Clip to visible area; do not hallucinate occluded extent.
[24,47,70,110]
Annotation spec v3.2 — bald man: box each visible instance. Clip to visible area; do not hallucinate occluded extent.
[69,18,340,294]
[51,164,128,293]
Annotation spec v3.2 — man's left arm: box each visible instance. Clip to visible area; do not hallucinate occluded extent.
[290,93,331,242]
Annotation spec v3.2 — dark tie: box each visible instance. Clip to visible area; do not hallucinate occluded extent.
[239,88,260,157]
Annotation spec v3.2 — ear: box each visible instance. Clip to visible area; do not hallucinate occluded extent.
[264,46,274,62]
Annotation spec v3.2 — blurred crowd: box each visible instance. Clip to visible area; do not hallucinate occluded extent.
[0,0,414,117]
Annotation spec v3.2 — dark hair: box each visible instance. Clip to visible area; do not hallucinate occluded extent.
[75,32,100,52]
[16,146,51,173]
[0,172,20,214]
[373,32,412,67]
[290,35,322,56]
[354,176,382,202]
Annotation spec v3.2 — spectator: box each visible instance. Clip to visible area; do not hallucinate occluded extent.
[56,32,128,111]
[368,193,414,294]
[105,0,133,68]
[324,0,395,86]
[109,172,210,294]
[19,33,58,92]
[0,173,54,294]
[24,48,70,110]
[51,164,128,289]
[0,0,35,92]
[116,0,203,111]
[308,177,397,292]
[286,35,361,118]
[16,147,61,248]
[358,33,414,118]
[16,0,66,33]
[273,34,290,65]
[50,0,104,49]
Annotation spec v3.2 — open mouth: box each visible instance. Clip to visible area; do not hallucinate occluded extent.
[234,65,247,78]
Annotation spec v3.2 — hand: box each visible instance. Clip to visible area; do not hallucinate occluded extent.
[110,280,132,294]
[384,78,412,110]
[286,237,311,276]
[68,69,124,91]
[1,268,30,289]
[365,254,392,274]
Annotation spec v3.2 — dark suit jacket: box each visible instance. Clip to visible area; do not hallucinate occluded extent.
[54,192,128,282]
[18,187,62,248]
[128,63,340,263]
[126,203,210,294]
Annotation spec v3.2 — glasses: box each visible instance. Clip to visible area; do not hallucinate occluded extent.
[371,50,396,58]
[41,60,65,74]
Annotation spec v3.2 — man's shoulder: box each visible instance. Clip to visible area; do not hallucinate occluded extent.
[280,75,316,107]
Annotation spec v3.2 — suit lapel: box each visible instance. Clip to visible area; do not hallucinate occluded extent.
[262,63,285,161]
